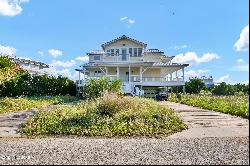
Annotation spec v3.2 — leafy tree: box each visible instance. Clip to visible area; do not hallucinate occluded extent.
[82,76,122,100]
[185,78,207,94]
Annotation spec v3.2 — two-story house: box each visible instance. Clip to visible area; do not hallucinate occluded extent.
[75,35,189,97]
[11,57,49,75]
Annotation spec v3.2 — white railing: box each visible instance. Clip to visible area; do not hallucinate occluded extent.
[76,76,184,86]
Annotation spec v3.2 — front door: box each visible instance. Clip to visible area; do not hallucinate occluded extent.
[122,49,127,61]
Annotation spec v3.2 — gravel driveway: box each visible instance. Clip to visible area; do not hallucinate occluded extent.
[0,137,249,165]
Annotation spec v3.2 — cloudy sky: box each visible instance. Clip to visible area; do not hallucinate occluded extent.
[0,0,249,83]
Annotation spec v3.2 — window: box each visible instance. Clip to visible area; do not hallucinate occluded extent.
[106,49,110,56]
[115,49,119,56]
[138,48,142,56]
[134,48,138,56]
[111,49,115,56]
[94,55,100,61]
[95,71,102,74]
[123,44,126,46]
[129,48,133,56]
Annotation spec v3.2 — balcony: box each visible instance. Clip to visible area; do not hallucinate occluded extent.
[76,76,185,87]
[103,54,143,62]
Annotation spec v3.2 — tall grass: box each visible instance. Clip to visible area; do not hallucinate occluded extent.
[22,93,187,137]
[169,93,249,119]
[0,96,79,114]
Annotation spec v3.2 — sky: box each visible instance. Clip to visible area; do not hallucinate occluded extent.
[0,0,249,84]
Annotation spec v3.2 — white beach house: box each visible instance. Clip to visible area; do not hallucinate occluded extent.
[75,35,189,97]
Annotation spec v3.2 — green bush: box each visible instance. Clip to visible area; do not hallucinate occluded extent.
[0,56,76,97]
[21,93,187,137]
[82,77,122,100]
[212,82,249,96]
[185,78,207,94]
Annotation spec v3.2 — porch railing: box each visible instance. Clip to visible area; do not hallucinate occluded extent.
[76,76,184,85]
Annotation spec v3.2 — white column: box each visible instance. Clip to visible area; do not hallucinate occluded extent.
[182,67,185,81]
[140,66,142,83]
[83,68,85,81]
[129,65,131,83]
[117,66,119,79]
[105,67,108,76]
[170,73,172,81]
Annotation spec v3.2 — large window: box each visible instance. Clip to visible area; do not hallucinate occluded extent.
[106,49,110,56]
[129,48,133,56]
[111,49,115,56]
[134,48,138,56]
[115,49,119,56]
[138,48,142,56]
[94,55,100,61]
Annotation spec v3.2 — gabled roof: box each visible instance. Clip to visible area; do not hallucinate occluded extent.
[101,35,147,50]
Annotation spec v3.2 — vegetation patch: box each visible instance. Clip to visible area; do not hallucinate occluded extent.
[21,93,187,137]
[169,92,249,119]
[0,96,79,114]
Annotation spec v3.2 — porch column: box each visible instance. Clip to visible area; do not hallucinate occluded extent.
[129,65,131,83]
[183,85,186,94]
[140,66,142,83]
[105,67,108,76]
[117,66,119,79]
[170,73,172,81]
[176,70,178,80]
[182,67,185,81]
[83,68,85,81]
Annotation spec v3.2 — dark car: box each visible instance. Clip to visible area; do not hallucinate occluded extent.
[155,88,168,101]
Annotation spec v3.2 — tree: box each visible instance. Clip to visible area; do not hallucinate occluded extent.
[185,78,207,94]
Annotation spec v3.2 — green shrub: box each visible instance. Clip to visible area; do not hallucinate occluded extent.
[185,78,207,94]
[0,56,76,97]
[83,77,122,100]
[21,93,187,137]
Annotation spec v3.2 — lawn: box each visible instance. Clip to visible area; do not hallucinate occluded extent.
[21,93,187,137]
[0,96,79,114]
[169,93,249,119]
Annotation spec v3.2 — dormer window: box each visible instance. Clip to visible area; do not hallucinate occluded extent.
[111,49,115,56]
[138,48,142,56]
[129,48,133,56]
[134,48,138,56]
[106,49,110,56]
[94,55,100,61]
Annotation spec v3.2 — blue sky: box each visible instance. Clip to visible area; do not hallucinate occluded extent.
[0,0,249,83]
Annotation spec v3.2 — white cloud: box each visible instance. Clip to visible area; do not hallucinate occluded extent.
[43,67,83,81]
[48,49,63,58]
[0,0,29,16]
[237,58,244,63]
[75,56,89,62]
[185,69,210,78]
[120,16,135,26]
[128,19,135,24]
[170,45,188,50]
[235,64,249,72]
[242,80,249,85]
[0,44,16,56]
[172,52,219,64]
[233,58,249,72]
[234,25,249,52]
[38,51,44,56]
[215,75,230,84]
[120,16,128,21]
[50,60,76,68]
